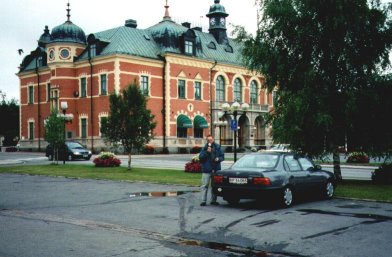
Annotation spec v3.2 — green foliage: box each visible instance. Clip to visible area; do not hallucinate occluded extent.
[0,95,19,146]
[101,82,156,168]
[44,110,65,160]
[237,0,392,158]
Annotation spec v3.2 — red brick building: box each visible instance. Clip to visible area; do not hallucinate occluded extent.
[18,0,273,153]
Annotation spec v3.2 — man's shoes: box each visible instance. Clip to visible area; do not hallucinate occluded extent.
[200,202,206,206]
[210,201,219,206]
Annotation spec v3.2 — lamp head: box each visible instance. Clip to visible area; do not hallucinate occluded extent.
[60,101,68,112]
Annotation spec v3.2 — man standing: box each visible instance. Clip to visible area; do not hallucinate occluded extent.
[199,134,224,206]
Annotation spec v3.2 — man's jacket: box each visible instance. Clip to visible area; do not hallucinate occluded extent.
[199,142,224,173]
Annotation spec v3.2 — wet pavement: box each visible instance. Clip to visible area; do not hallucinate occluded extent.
[1,173,392,257]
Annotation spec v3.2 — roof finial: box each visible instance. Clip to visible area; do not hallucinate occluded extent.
[66,1,71,21]
[163,0,171,20]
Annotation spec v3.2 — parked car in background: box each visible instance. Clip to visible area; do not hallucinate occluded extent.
[212,151,336,207]
[46,141,92,161]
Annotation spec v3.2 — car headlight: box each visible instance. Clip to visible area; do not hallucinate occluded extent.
[74,152,80,155]
[88,151,92,154]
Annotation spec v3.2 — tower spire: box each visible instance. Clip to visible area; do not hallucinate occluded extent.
[163,0,171,20]
[66,1,71,22]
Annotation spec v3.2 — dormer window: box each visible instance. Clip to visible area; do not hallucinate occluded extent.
[185,40,194,55]
[182,29,196,56]
[89,44,96,58]
[37,56,43,67]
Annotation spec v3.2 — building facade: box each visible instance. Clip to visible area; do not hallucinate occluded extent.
[18,0,273,153]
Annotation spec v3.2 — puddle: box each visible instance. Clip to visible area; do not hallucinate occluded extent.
[297,209,392,221]
[129,190,199,198]
[179,239,301,257]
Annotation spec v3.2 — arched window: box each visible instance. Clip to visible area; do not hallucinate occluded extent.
[234,78,242,102]
[216,75,225,102]
[250,80,258,104]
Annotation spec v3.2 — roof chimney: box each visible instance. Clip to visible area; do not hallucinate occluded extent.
[182,22,191,28]
[125,19,137,28]
[192,27,202,32]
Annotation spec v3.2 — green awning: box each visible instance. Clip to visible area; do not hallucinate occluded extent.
[177,114,193,128]
[194,115,209,129]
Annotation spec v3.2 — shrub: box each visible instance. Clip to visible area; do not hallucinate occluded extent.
[178,148,189,154]
[143,145,154,155]
[346,152,369,164]
[372,163,392,185]
[93,152,121,167]
[190,146,202,154]
[185,155,202,173]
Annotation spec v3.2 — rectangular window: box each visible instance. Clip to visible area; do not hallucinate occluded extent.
[100,74,107,95]
[100,116,108,136]
[89,44,96,58]
[177,127,187,138]
[47,83,51,102]
[81,118,87,138]
[141,75,149,96]
[178,80,186,99]
[81,78,87,97]
[194,81,201,100]
[50,90,59,111]
[67,131,73,139]
[28,122,34,140]
[28,86,34,104]
[185,41,194,55]
[194,128,203,138]
[37,56,43,67]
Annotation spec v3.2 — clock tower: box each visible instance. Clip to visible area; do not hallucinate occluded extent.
[206,0,229,44]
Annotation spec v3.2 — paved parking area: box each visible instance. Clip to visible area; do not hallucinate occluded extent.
[1,174,391,257]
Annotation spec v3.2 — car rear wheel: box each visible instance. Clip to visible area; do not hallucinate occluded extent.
[281,187,293,207]
[325,181,334,199]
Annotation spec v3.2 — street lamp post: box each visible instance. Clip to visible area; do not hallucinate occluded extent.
[221,102,249,162]
[60,101,68,165]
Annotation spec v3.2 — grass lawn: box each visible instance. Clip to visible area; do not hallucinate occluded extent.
[0,164,391,202]
[0,164,201,186]
[335,180,392,202]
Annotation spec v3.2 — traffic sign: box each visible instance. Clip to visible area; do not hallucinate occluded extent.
[230,119,238,131]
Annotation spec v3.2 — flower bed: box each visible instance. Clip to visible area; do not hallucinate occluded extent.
[346,152,369,164]
[93,152,121,167]
[185,155,202,173]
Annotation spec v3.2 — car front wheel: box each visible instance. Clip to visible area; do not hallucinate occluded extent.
[325,181,334,199]
[68,155,73,161]
[48,154,53,161]
[281,187,293,207]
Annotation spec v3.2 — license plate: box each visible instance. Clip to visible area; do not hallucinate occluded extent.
[83,154,88,158]
[229,178,248,184]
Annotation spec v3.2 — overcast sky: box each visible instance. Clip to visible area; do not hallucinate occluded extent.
[0,0,259,101]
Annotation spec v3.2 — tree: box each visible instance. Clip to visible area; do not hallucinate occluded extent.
[44,110,65,164]
[237,0,392,179]
[101,82,156,170]
[0,91,19,146]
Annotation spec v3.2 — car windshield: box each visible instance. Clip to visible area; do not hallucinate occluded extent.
[66,142,84,149]
[231,154,279,171]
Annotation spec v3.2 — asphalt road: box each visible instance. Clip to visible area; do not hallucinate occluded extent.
[0,152,378,180]
[1,174,392,257]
